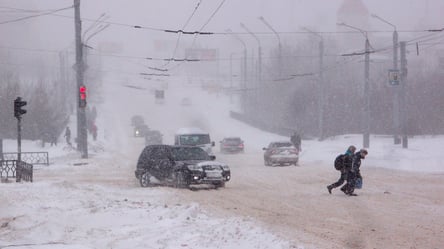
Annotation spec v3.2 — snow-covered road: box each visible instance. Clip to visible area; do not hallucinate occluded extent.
[2,78,443,249]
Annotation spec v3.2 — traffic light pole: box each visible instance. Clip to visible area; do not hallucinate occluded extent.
[400,41,408,148]
[16,117,22,182]
[74,0,88,158]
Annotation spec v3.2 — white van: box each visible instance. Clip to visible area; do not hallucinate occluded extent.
[174,127,215,155]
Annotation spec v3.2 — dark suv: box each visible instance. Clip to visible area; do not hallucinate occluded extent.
[135,145,231,189]
[219,137,244,153]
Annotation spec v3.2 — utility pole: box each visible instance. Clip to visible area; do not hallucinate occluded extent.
[74,0,88,158]
[392,29,400,145]
[259,16,281,77]
[226,29,247,115]
[364,38,370,148]
[318,38,325,140]
[240,23,261,114]
[400,41,408,148]
[371,14,400,145]
[337,22,371,148]
[302,27,325,140]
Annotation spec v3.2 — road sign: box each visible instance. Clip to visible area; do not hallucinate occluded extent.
[388,69,400,86]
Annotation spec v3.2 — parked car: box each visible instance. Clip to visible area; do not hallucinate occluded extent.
[134,124,149,137]
[219,137,244,153]
[144,130,163,145]
[263,141,299,166]
[135,145,231,189]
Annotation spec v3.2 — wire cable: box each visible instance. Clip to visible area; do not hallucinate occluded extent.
[0,5,73,25]
[166,0,227,72]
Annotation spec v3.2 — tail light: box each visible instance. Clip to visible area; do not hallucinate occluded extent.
[238,143,244,148]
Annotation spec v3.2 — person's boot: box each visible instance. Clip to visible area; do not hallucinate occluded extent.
[340,186,347,195]
[327,185,332,194]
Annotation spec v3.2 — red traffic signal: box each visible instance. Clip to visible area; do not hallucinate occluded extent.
[79,85,87,107]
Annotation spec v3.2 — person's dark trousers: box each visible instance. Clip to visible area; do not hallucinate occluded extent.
[329,172,347,189]
[344,172,357,194]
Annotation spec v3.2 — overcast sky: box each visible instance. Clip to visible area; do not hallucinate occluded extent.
[1,0,443,81]
[1,0,442,47]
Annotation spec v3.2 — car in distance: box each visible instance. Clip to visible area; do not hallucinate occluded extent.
[144,130,163,145]
[131,115,145,127]
[135,145,231,189]
[174,127,215,156]
[219,137,244,153]
[134,124,149,137]
[263,141,299,166]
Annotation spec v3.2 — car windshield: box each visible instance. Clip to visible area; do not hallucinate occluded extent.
[179,134,210,146]
[171,147,210,161]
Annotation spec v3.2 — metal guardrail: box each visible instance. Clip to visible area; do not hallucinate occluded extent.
[0,160,16,179]
[0,160,33,182]
[2,152,49,166]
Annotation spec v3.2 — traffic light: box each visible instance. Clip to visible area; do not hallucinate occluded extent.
[79,85,87,108]
[14,97,27,119]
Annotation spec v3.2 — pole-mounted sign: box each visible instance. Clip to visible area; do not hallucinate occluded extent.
[388,69,400,86]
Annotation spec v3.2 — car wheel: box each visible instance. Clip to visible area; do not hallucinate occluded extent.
[139,171,151,187]
[175,171,189,188]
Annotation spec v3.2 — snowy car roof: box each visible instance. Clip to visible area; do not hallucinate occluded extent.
[175,127,208,135]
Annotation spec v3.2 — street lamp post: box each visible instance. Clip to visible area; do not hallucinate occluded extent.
[258,16,282,77]
[240,23,261,119]
[226,29,248,114]
[337,22,371,148]
[302,27,325,140]
[240,23,261,83]
[372,14,401,145]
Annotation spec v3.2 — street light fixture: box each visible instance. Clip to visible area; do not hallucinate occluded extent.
[337,22,371,148]
[337,22,368,39]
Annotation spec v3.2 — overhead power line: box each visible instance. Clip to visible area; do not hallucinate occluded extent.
[165,0,227,72]
[0,5,73,25]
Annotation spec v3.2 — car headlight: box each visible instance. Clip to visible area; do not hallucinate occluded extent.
[222,165,230,171]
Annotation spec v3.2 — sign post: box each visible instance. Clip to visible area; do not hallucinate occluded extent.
[388,69,400,86]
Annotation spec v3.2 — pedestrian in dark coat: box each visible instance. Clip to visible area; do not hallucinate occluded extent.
[290,131,302,151]
[344,149,368,196]
[64,126,72,146]
[50,130,58,146]
[327,145,356,194]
